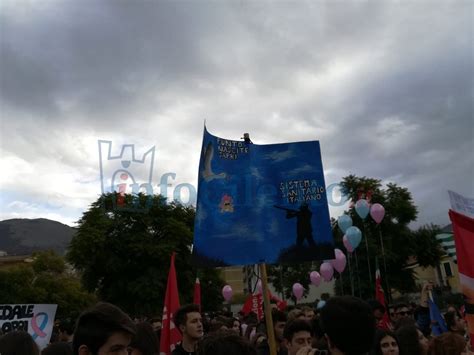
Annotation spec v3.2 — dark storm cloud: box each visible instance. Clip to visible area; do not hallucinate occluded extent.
[0,0,472,226]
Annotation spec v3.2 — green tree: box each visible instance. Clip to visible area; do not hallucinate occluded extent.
[335,175,442,300]
[67,193,224,316]
[0,251,96,319]
[266,175,443,301]
[267,263,313,304]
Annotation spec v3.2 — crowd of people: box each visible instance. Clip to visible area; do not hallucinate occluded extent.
[0,292,471,355]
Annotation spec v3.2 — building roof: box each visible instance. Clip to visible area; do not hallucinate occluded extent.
[441,224,453,233]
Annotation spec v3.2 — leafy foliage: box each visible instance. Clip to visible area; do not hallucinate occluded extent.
[67,193,224,316]
[268,262,313,304]
[411,224,443,268]
[334,175,442,299]
[0,251,96,319]
[267,175,443,301]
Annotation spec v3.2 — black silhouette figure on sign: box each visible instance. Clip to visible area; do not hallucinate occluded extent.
[274,202,316,247]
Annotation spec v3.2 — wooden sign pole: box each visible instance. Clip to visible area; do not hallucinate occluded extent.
[259,263,277,355]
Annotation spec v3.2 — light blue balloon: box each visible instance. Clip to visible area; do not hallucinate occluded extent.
[346,226,362,249]
[355,199,370,219]
[338,215,353,234]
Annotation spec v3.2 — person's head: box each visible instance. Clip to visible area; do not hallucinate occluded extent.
[243,312,258,325]
[73,302,136,355]
[272,309,287,343]
[283,319,313,355]
[446,305,462,318]
[149,317,162,332]
[373,330,399,355]
[128,322,159,355]
[219,317,238,334]
[388,305,396,320]
[396,325,428,355]
[320,296,375,355]
[394,304,412,321]
[427,332,467,355]
[58,318,75,342]
[42,342,73,355]
[287,308,305,322]
[231,318,241,334]
[301,306,315,321]
[174,304,203,340]
[368,300,386,321]
[208,321,228,333]
[196,330,257,355]
[243,323,256,340]
[0,331,39,355]
[444,311,467,335]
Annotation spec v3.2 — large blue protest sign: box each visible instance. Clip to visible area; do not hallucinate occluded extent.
[193,127,334,266]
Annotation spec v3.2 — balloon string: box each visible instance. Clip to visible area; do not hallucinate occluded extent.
[354,250,362,298]
[378,226,392,303]
[348,253,355,296]
[363,221,373,285]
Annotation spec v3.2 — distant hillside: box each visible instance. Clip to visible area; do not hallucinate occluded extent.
[0,218,76,256]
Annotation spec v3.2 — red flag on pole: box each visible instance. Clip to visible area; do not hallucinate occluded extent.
[241,293,264,320]
[159,253,182,355]
[375,262,392,330]
[449,209,474,349]
[193,277,201,311]
[270,292,287,312]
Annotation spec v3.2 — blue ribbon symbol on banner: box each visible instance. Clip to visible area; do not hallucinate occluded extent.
[31,312,48,340]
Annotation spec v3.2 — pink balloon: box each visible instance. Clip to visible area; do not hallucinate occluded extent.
[310,271,321,286]
[292,283,304,300]
[256,280,263,294]
[343,235,354,253]
[320,262,334,281]
[370,203,385,224]
[331,249,347,273]
[222,285,233,301]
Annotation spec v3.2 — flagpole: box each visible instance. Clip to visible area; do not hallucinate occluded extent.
[354,250,362,298]
[260,263,277,355]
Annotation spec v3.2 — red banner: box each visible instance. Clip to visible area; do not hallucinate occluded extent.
[241,294,264,320]
[241,290,287,321]
[375,266,392,330]
[449,209,474,349]
[159,253,182,355]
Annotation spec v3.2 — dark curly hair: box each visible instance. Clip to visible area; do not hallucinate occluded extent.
[196,330,256,355]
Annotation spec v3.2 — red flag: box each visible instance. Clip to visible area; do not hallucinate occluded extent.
[241,293,264,320]
[449,209,474,348]
[375,264,392,330]
[269,292,287,311]
[193,277,201,311]
[159,253,182,355]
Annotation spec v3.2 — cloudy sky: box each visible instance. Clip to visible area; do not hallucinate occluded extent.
[1,0,472,229]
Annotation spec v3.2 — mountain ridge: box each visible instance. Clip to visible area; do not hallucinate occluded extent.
[0,218,76,256]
